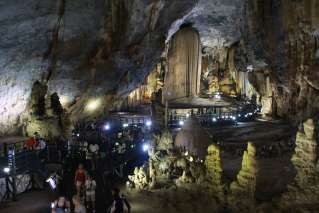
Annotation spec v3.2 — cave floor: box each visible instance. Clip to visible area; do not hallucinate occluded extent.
[0,190,52,213]
[205,119,295,144]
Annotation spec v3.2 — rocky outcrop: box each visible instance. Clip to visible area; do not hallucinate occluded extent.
[228,142,258,211]
[0,0,198,135]
[281,119,319,208]
[25,81,71,139]
[205,144,224,201]
[175,117,212,159]
[163,26,201,102]
[240,0,319,121]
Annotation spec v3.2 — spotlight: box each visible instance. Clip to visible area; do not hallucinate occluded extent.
[212,118,217,122]
[231,116,236,121]
[142,143,149,152]
[214,92,221,99]
[103,123,110,131]
[76,133,80,137]
[248,112,253,116]
[122,123,129,128]
[221,116,225,119]
[179,120,184,126]
[146,120,152,127]
[85,98,101,112]
[51,202,56,209]
[3,167,10,174]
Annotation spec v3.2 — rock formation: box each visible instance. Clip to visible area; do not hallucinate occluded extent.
[228,142,258,211]
[175,117,212,159]
[281,119,319,208]
[163,26,201,102]
[240,0,319,121]
[205,144,224,201]
[128,167,149,190]
[25,81,71,139]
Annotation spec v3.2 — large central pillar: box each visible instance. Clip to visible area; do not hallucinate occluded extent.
[163,26,201,102]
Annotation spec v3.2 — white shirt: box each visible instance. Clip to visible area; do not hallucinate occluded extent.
[85,179,96,195]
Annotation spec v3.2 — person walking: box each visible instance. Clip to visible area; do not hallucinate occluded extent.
[110,188,131,213]
[85,174,96,212]
[74,164,86,197]
[72,195,86,213]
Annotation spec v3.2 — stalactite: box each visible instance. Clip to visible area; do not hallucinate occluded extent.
[163,26,201,102]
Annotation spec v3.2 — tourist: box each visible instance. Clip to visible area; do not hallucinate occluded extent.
[51,196,70,213]
[109,188,131,213]
[72,195,86,213]
[74,164,86,197]
[25,132,39,150]
[85,174,96,212]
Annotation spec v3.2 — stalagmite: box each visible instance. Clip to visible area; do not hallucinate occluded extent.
[281,119,319,208]
[228,142,258,211]
[163,25,201,102]
[205,144,224,201]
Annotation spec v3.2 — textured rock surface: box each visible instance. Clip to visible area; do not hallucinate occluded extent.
[175,117,212,159]
[281,119,319,208]
[228,142,258,211]
[0,0,197,135]
[241,0,319,121]
[163,26,201,101]
[204,144,224,201]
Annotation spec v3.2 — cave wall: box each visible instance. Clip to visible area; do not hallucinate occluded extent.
[242,0,319,121]
[0,0,197,135]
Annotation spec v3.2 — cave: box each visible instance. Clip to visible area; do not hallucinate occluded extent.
[0,0,318,212]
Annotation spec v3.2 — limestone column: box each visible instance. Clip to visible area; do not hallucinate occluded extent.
[228,142,258,211]
[163,26,201,102]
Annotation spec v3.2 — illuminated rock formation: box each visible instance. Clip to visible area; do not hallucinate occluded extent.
[128,167,149,190]
[281,119,319,208]
[228,142,258,211]
[175,117,212,159]
[163,26,201,102]
[25,81,72,139]
[205,144,224,200]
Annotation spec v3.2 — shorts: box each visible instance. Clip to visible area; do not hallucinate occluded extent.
[86,192,95,202]
[76,181,84,188]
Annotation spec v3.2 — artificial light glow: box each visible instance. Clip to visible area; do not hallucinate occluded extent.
[186,113,190,118]
[85,98,101,112]
[179,120,184,126]
[231,116,236,121]
[142,143,149,152]
[189,156,194,162]
[212,118,217,122]
[238,114,241,117]
[103,123,110,131]
[146,120,152,127]
[123,123,129,128]
[3,167,10,173]
[184,151,189,156]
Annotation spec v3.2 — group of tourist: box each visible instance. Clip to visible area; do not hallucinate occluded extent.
[51,164,131,213]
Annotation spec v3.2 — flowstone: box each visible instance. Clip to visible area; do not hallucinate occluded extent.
[205,144,224,201]
[128,167,149,190]
[228,142,258,211]
[280,119,319,208]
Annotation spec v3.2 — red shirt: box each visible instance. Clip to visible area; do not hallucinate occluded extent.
[26,137,37,149]
[75,170,86,182]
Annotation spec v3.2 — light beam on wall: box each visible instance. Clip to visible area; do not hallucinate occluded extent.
[85,98,101,112]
